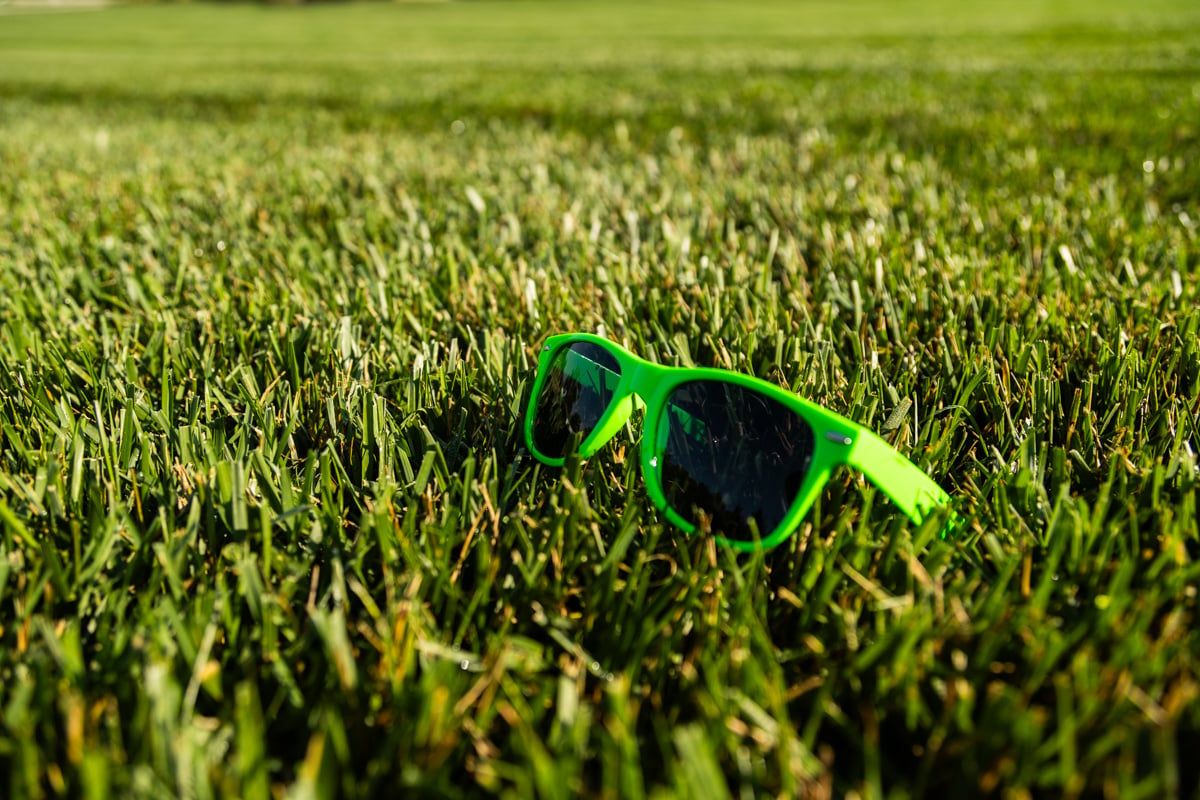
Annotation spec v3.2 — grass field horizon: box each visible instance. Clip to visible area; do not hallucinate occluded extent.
[1,1,1199,797]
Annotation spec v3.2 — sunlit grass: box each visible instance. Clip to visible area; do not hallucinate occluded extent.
[0,1,1198,797]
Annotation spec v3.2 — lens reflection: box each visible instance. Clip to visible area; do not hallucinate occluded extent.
[658,381,814,541]
[532,342,622,458]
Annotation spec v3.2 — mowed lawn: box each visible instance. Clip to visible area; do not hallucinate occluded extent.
[1,1,1199,797]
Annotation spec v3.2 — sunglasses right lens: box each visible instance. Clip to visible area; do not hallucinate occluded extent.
[531,342,623,458]
[657,380,815,542]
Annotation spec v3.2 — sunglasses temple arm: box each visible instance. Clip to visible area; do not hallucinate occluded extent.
[846,429,960,537]
[558,348,643,454]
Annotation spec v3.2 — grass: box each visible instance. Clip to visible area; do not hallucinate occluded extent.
[0,0,1199,797]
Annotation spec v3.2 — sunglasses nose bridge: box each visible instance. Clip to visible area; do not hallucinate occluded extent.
[625,360,673,406]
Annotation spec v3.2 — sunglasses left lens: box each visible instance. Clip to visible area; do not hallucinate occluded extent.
[531,342,623,458]
[657,380,814,542]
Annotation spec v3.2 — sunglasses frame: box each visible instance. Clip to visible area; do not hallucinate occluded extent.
[524,333,951,551]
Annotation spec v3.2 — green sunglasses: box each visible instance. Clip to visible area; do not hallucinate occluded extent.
[524,333,952,550]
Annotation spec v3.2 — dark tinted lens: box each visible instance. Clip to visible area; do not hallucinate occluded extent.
[532,342,623,458]
[657,381,814,541]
